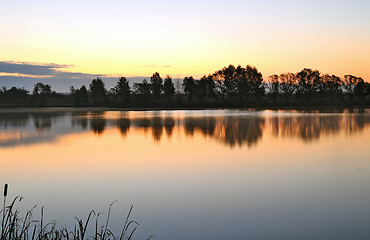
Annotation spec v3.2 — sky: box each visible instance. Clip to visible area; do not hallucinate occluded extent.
[1,0,370,91]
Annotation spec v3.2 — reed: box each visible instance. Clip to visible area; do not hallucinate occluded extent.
[0,184,149,240]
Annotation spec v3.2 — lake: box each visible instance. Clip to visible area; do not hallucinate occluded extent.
[1,108,370,240]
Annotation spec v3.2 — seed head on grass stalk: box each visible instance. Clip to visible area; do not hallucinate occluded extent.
[3,184,7,198]
[2,183,8,238]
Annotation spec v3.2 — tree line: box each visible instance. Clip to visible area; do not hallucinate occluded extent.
[1,64,369,107]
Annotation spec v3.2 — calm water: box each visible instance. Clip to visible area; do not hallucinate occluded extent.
[1,108,370,240]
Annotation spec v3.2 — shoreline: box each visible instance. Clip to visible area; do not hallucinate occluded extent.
[0,105,369,113]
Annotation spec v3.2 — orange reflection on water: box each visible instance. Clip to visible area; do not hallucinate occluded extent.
[1,109,370,240]
[1,109,370,149]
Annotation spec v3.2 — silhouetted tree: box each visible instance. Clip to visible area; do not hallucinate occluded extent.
[31,83,52,106]
[268,75,279,103]
[223,65,238,100]
[235,65,248,103]
[197,75,215,101]
[213,65,237,102]
[71,85,89,106]
[321,74,342,100]
[133,79,151,100]
[33,83,52,95]
[245,65,264,101]
[295,68,321,100]
[115,77,131,105]
[163,75,175,101]
[344,75,363,100]
[183,76,196,102]
[150,72,163,99]
[278,73,296,103]
[354,78,368,100]
[205,75,216,98]
[1,87,29,99]
[1,64,368,108]
[89,78,106,106]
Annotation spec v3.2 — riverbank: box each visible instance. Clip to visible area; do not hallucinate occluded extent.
[0,105,369,113]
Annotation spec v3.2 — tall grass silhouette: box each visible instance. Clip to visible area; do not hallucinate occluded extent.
[0,184,152,240]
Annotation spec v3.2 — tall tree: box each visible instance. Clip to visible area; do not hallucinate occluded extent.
[278,73,296,103]
[133,79,151,100]
[197,75,216,102]
[268,75,279,103]
[1,87,29,99]
[245,65,264,100]
[71,85,88,106]
[354,78,367,100]
[213,65,237,102]
[89,78,106,105]
[235,65,248,102]
[33,83,52,95]
[344,75,363,100]
[115,77,131,104]
[295,68,321,99]
[183,76,196,102]
[163,75,175,101]
[32,83,52,106]
[150,72,163,99]
[321,74,342,99]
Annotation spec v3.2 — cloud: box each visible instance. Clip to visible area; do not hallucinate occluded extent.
[143,64,157,68]
[0,61,175,92]
[143,64,171,68]
[0,61,108,92]
[0,61,102,79]
[0,61,68,76]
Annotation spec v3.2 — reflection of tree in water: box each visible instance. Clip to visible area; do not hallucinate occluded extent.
[296,117,327,141]
[182,112,370,146]
[268,113,370,142]
[134,118,151,132]
[184,118,215,137]
[184,119,195,136]
[1,110,370,148]
[71,112,88,129]
[343,114,370,135]
[198,118,216,136]
[117,118,130,137]
[270,116,342,142]
[217,117,265,147]
[0,112,30,129]
[31,112,66,131]
[184,117,264,148]
[151,117,163,141]
[90,114,106,135]
[164,117,175,137]
[72,112,88,129]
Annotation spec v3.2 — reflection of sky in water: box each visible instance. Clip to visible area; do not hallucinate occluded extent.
[0,109,370,240]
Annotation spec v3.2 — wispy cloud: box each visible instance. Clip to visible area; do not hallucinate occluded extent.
[0,61,102,79]
[0,61,152,92]
[143,64,172,68]
[0,61,107,92]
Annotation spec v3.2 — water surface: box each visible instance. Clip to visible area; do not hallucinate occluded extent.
[1,109,370,240]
